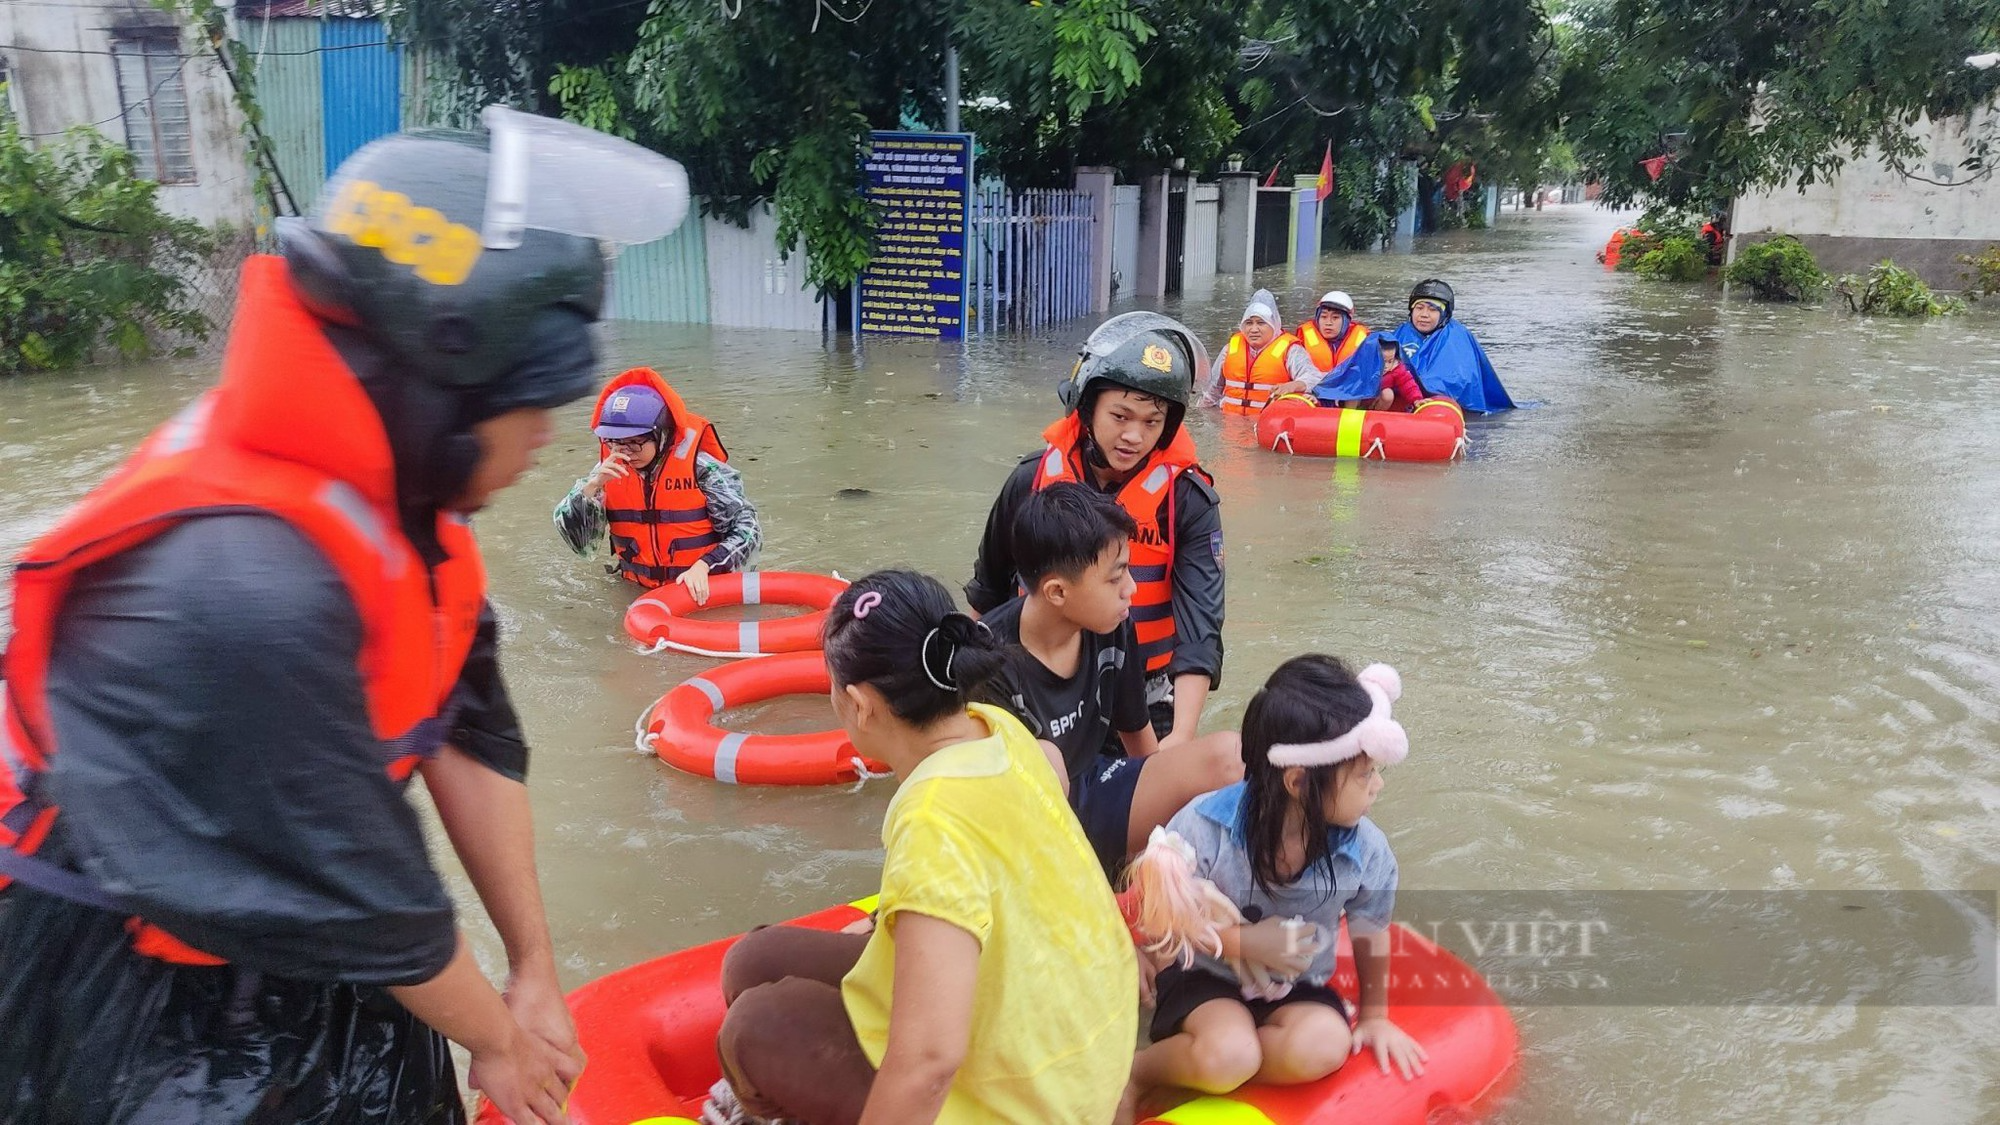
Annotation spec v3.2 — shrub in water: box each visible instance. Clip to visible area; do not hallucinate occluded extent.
[1836,260,1963,317]
[1723,236,1829,301]
[1634,236,1708,282]
[0,109,214,373]
[1957,245,2000,302]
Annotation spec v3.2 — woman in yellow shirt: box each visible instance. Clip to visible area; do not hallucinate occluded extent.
[712,569,1138,1125]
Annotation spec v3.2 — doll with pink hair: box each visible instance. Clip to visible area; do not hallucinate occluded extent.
[1124,656,1428,1099]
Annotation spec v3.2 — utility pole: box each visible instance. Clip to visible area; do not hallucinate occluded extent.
[944,45,960,132]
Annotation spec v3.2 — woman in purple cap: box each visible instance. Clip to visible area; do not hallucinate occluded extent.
[553,367,761,603]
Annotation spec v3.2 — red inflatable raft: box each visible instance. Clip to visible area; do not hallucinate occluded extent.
[482,898,1518,1125]
[625,571,847,658]
[639,651,885,786]
[1257,395,1466,463]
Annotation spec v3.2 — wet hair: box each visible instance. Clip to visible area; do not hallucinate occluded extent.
[1240,655,1376,895]
[822,569,1006,728]
[1011,482,1138,588]
[1379,336,1401,352]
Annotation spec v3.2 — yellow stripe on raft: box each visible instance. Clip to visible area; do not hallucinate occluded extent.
[1335,408,1366,459]
[628,1118,701,1125]
[1154,1096,1278,1124]
[849,893,881,913]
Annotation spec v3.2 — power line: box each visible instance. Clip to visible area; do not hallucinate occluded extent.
[16,48,193,137]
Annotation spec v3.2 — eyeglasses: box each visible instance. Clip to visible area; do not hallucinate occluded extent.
[605,434,654,451]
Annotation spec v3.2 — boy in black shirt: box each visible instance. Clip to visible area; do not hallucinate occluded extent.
[978,483,1243,874]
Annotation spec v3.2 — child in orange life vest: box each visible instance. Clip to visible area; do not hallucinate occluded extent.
[1200,289,1319,415]
[973,482,1243,877]
[553,369,760,603]
[1126,656,1427,1101]
[1276,292,1371,399]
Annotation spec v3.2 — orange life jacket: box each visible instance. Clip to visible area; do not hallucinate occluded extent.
[1297,319,1370,373]
[1217,333,1300,415]
[1031,415,1203,676]
[592,368,728,588]
[0,255,486,965]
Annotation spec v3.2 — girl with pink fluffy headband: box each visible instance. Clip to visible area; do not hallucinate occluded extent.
[1124,654,1428,1101]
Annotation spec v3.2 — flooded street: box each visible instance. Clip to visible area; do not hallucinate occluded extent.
[5,204,1998,1121]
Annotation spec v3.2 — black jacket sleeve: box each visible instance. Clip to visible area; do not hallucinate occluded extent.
[446,601,529,782]
[965,456,1041,614]
[1165,470,1225,687]
[42,514,458,986]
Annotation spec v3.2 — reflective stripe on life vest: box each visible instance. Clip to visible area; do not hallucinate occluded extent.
[1296,320,1370,373]
[592,368,728,588]
[1218,333,1298,415]
[1031,415,1197,675]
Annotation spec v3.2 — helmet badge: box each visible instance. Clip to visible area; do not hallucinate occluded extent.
[1141,344,1175,373]
[610,393,632,411]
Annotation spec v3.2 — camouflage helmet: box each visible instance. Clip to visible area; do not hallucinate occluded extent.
[1058,312,1208,446]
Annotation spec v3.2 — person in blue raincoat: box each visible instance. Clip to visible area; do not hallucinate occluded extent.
[1316,280,1514,414]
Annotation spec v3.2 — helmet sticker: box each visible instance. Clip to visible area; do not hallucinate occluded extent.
[610,393,632,412]
[1141,344,1175,373]
[323,178,483,286]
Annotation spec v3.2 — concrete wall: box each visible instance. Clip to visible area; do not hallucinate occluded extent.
[1733,107,2000,286]
[1183,182,1220,286]
[1110,185,1140,299]
[1075,166,1116,312]
[0,1,255,229]
[1216,173,1256,274]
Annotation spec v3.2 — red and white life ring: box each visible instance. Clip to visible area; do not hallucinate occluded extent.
[625,571,848,658]
[638,652,888,786]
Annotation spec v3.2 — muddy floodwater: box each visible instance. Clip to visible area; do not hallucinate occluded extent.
[4,205,1997,1121]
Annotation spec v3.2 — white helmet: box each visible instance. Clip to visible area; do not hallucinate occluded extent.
[1317,290,1355,314]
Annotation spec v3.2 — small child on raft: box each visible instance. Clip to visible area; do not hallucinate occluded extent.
[1127,655,1427,1098]
[1327,334,1427,412]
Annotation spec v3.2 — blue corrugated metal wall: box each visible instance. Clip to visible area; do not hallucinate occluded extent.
[244,23,758,326]
[320,19,401,177]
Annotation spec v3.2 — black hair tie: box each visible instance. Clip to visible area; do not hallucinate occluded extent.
[921,614,990,692]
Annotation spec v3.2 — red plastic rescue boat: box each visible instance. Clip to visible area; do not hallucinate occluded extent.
[1256,395,1466,463]
[477,899,1518,1125]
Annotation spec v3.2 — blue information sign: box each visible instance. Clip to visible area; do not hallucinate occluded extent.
[859,131,972,339]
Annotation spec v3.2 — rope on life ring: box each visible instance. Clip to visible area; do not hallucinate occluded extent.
[625,571,848,658]
[641,652,890,786]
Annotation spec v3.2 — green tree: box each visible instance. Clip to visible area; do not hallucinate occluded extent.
[1559,0,2000,208]
[1222,0,1558,248]
[0,110,214,374]
[399,0,1175,292]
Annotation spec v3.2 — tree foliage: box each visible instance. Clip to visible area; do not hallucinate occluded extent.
[392,0,2000,288]
[1559,0,2000,209]
[0,110,214,374]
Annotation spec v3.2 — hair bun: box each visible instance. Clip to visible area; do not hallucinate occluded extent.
[935,612,990,648]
